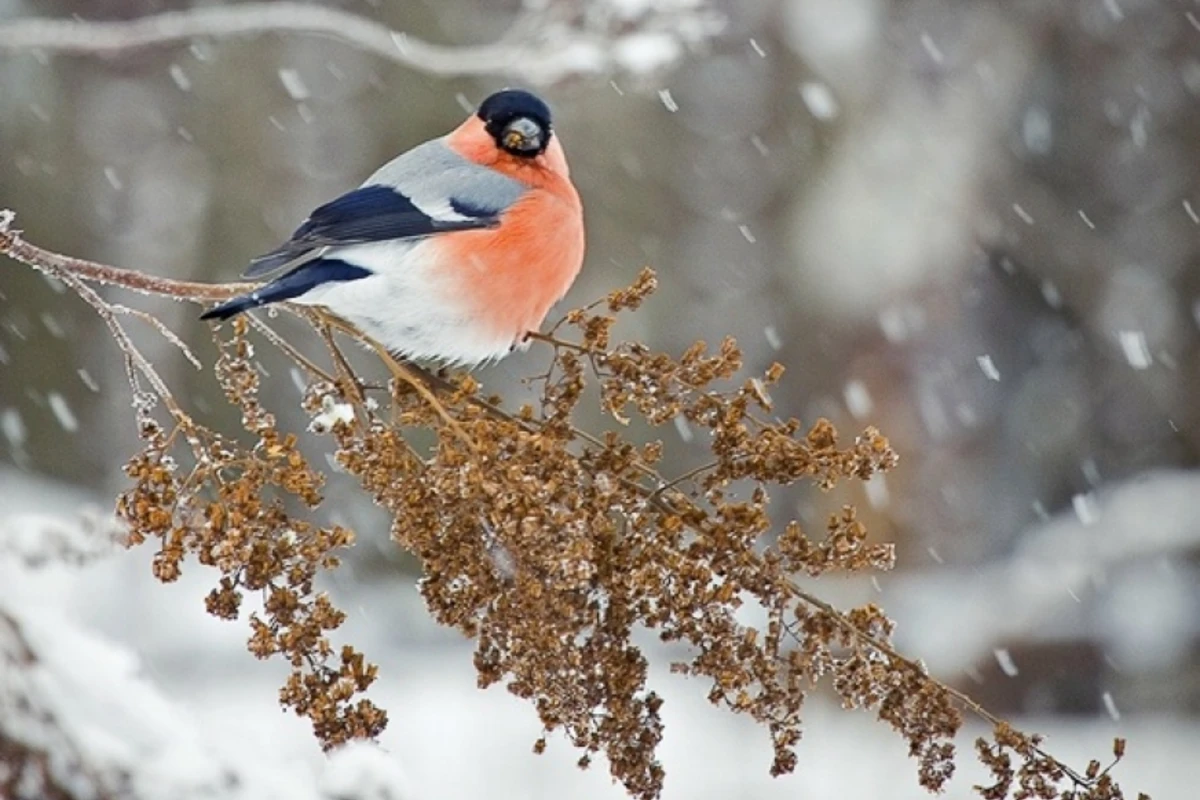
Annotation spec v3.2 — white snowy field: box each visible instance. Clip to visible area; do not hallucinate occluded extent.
[2,465,1196,800]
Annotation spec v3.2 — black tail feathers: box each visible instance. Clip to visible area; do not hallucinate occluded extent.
[199,294,262,321]
[199,259,373,322]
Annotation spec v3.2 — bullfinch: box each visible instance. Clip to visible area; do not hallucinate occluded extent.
[201,89,585,366]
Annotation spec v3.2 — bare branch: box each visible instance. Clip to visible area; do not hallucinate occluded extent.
[0,3,536,74]
[0,210,198,415]
[0,209,249,302]
[0,2,722,82]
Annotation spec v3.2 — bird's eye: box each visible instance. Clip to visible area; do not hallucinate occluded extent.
[500,116,544,155]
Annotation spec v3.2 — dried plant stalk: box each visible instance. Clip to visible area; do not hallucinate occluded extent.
[0,211,1144,800]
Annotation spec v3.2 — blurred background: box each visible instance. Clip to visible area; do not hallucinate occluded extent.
[1,0,1198,797]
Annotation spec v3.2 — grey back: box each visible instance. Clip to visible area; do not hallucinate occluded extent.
[366,137,527,218]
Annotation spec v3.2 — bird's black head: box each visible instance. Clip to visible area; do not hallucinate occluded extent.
[477,89,552,158]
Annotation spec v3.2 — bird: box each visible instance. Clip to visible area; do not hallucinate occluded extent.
[201,89,585,367]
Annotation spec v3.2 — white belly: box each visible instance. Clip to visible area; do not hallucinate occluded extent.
[290,240,516,366]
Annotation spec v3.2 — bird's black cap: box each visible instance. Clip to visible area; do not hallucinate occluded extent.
[478,89,552,130]
[477,89,553,157]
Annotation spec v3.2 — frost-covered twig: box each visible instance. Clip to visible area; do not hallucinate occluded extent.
[112,304,204,371]
[246,313,336,383]
[0,210,201,415]
[57,269,187,417]
[0,1,723,83]
[0,210,248,302]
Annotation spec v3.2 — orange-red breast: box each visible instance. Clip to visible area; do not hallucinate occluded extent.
[201,89,585,366]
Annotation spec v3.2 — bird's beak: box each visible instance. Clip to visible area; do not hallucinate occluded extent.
[502,117,543,154]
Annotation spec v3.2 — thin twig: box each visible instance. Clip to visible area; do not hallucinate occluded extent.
[526,330,592,353]
[112,303,203,370]
[314,309,477,451]
[648,460,719,500]
[306,309,367,406]
[55,270,186,419]
[244,313,335,384]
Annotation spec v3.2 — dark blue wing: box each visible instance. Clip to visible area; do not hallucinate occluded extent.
[244,185,499,278]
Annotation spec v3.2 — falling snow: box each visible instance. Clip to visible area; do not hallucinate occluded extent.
[877,306,926,343]
[919,32,944,64]
[1102,691,1121,721]
[1041,280,1063,309]
[1184,200,1199,225]
[993,648,1020,677]
[1022,107,1052,155]
[102,165,122,190]
[76,369,98,392]
[289,367,307,396]
[46,392,78,433]
[844,379,873,418]
[277,68,311,101]
[673,415,694,443]
[168,63,192,92]
[1117,330,1152,370]
[800,82,839,121]
[39,312,65,338]
[1072,492,1098,526]
[976,355,1001,381]
[1,408,25,448]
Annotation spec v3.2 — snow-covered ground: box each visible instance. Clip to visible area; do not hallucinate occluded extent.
[1,466,1194,799]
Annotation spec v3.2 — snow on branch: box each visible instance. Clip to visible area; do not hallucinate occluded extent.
[0,1,724,83]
